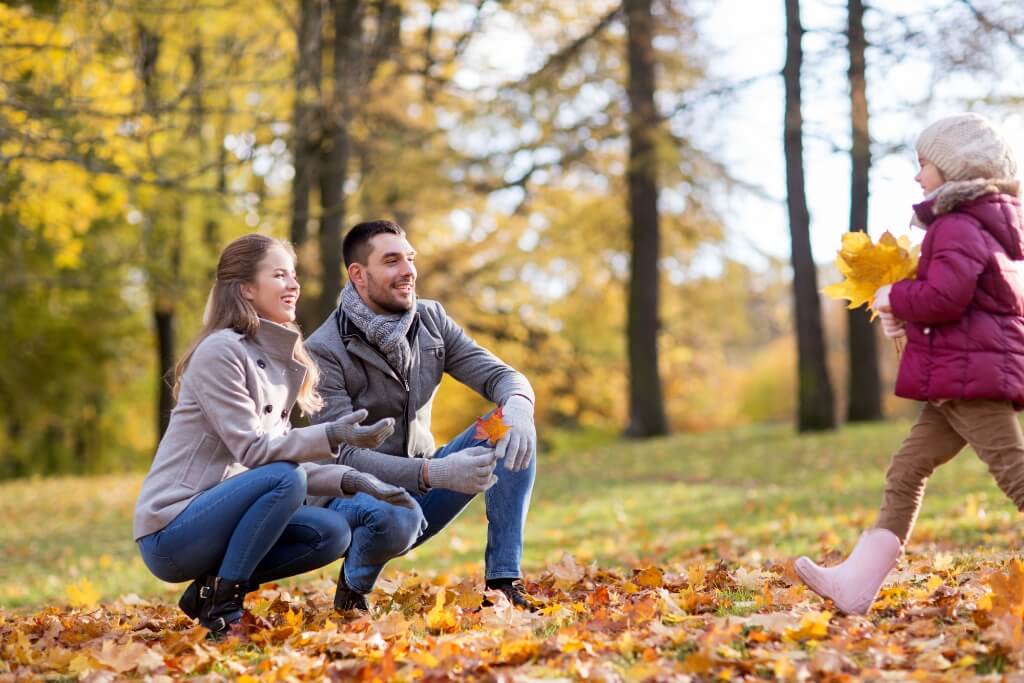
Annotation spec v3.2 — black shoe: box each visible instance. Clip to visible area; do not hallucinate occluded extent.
[198,576,247,638]
[333,581,369,613]
[483,579,539,612]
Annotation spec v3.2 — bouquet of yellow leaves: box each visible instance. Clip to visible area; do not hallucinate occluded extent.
[823,230,920,355]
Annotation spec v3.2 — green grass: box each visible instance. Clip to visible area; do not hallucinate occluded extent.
[2,419,1022,610]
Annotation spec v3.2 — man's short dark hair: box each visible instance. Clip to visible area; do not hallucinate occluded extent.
[343,220,406,267]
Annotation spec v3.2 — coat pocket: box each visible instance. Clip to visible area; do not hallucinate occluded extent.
[420,344,445,384]
[178,433,218,490]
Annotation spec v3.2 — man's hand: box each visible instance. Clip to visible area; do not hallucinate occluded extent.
[427,446,497,494]
[495,395,536,472]
[341,470,418,509]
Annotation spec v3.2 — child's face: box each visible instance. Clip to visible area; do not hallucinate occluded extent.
[915,155,945,195]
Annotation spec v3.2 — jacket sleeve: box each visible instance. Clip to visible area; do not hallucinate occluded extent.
[300,462,354,497]
[432,301,535,406]
[307,339,426,492]
[186,335,333,468]
[890,216,989,325]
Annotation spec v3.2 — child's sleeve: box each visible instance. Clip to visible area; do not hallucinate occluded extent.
[889,217,988,325]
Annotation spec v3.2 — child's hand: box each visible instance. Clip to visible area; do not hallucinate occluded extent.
[873,284,893,313]
[879,311,906,339]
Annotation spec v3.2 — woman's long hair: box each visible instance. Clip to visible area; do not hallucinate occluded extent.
[173,233,324,415]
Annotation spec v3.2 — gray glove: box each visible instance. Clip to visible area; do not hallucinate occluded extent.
[341,470,418,509]
[495,395,536,472]
[427,446,498,494]
[325,409,395,449]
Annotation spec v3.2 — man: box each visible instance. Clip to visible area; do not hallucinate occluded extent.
[305,219,538,611]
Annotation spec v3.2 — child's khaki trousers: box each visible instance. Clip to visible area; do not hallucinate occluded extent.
[877,399,1024,543]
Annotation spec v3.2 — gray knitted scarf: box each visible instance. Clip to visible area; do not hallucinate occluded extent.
[341,282,415,377]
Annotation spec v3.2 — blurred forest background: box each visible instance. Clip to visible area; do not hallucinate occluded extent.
[1,0,1022,479]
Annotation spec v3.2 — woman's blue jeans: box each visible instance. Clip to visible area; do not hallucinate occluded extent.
[328,421,536,593]
[137,461,351,585]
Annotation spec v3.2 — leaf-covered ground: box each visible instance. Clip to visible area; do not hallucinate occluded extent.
[4,421,1024,680]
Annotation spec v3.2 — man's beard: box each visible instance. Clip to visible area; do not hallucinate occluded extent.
[367,275,415,314]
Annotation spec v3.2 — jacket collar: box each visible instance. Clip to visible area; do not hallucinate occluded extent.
[912,178,1022,229]
[251,319,301,363]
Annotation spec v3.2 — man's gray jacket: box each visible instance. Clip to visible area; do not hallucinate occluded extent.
[305,298,534,495]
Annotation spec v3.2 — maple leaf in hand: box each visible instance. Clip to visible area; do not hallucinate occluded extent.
[474,406,510,444]
[822,230,919,319]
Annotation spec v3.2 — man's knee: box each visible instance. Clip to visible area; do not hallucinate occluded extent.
[368,503,424,556]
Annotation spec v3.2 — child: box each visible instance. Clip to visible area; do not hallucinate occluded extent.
[796,113,1024,615]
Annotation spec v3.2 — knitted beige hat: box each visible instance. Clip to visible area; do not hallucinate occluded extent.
[916,113,1018,182]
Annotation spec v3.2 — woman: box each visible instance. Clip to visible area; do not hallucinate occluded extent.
[134,233,415,636]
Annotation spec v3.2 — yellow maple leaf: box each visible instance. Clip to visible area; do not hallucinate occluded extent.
[499,639,540,664]
[474,406,510,444]
[983,558,1024,618]
[784,610,832,642]
[426,589,457,633]
[635,566,664,589]
[822,230,920,319]
[66,578,100,608]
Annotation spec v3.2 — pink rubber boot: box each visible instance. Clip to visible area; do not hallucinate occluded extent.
[794,528,902,615]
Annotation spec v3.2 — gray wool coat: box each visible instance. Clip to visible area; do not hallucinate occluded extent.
[133,320,355,540]
[304,298,534,498]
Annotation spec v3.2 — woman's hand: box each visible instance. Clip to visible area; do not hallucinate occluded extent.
[326,409,395,449]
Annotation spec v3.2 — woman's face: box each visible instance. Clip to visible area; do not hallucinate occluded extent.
[243,244,299,324]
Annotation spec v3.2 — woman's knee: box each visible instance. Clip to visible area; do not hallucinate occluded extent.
[260,461,307,503]
[321,521,353,559]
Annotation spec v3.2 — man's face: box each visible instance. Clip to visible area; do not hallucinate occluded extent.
[353,233,417,314]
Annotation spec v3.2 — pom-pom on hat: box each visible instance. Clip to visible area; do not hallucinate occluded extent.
[916,113,1018,182]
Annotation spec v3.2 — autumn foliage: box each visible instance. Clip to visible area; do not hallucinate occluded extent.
[4,551,1024,679]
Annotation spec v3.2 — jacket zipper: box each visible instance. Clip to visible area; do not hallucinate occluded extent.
[341,317,417,456]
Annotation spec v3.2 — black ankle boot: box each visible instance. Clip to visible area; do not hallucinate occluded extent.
[198,576,247,636]
[178,576,209,619]
[333,581,369,613]
[180,577,257,620]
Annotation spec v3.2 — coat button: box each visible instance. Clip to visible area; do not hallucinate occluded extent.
[264,404,273,414]
[256,359,266,369]
[924,327,931,335]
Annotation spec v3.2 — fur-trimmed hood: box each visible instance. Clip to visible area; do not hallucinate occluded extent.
[910,178,1024,259]
[931,178,1021,216]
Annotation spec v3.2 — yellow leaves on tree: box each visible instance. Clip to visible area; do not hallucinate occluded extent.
[474,406,510,445]
[822,230,920,318]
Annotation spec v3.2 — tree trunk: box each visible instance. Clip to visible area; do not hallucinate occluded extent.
[784,0,836,432]
[292,0,324,332]
[624,0,668,438]
[315,0,359,324]
[137,22,179,441]
[845,0,882,422]
[154,309,175,438]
